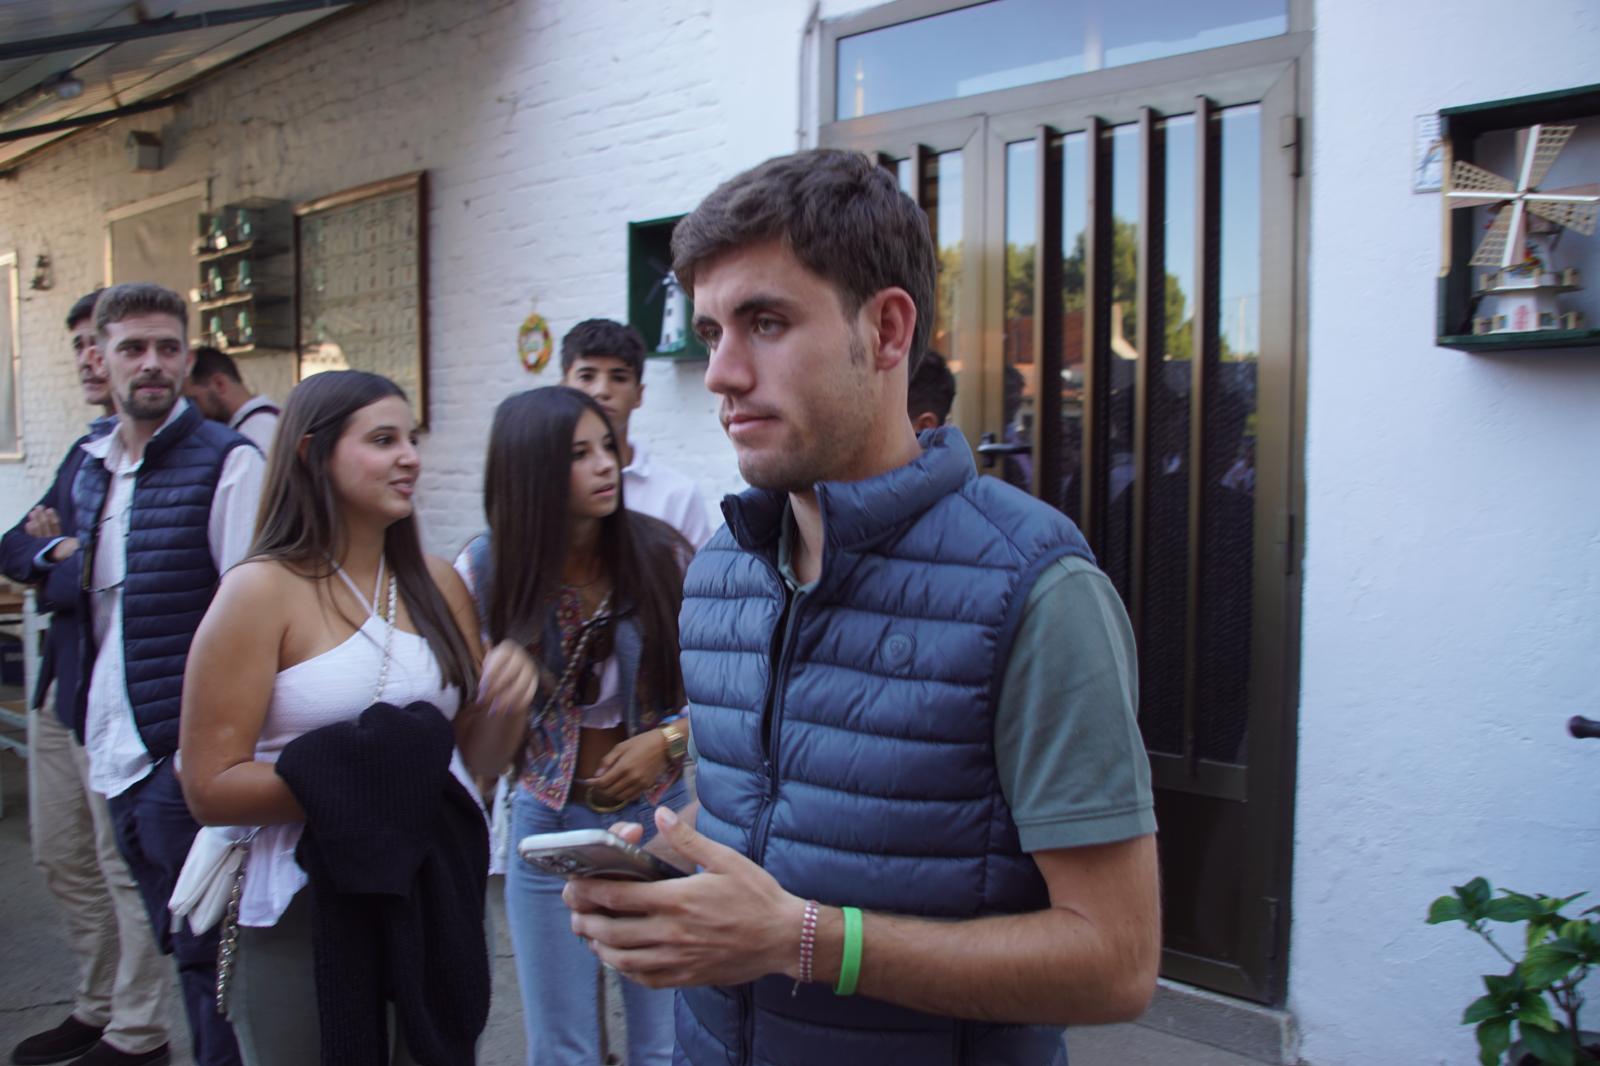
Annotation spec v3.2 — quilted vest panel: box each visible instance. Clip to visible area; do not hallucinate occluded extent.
[677,428,1090,1066]
[73,404,250,757]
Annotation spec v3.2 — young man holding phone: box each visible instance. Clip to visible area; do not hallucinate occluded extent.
[561,150,1159,1065]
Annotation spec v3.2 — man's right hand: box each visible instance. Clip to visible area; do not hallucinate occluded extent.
[24,506,61,538]
[25,507,79,563]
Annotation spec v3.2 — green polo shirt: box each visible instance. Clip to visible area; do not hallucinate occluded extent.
[775,508,1154,853]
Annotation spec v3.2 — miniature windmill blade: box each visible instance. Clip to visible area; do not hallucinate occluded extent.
[1518,124,1574,189]
[1526,182,1600,236]
[1469,206,1517,267]
[1447,160,1515,207]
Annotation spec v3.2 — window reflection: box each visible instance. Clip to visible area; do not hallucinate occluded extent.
[838,0,1287,119]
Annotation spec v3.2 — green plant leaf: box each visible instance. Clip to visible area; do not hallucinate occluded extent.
[1489,895,1546,923]
[1460,878,1494,913]
[1478,1017,1512,1066]
[1487,972,1526,999]
[1430,895,1469,924]
[1464,993,1509,1025]
[1516,994,1558,1032]
[1523,943,1582,987]
[1518,1022,1576,1066]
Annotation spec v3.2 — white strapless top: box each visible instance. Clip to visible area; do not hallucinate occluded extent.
[238,617,476,927]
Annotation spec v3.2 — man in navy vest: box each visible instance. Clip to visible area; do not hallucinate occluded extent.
[2,290,173,1066]
[566,150,1159,1065]
[73,283,263,1066]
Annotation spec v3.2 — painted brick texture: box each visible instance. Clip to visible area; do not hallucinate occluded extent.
[0,0,814,553]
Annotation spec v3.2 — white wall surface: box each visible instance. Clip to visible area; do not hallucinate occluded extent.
[0,0,819,554]
[1293,1,1600,1063]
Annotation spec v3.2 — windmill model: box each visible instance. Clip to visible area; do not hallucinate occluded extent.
[1446,122,1600,335]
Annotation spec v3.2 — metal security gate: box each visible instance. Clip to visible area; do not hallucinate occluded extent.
[822,11,1308,1003]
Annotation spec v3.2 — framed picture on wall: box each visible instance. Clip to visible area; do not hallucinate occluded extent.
[294,172,428,424]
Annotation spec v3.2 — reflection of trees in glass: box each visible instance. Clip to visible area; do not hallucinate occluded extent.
[1003,219,1261,363]
[935,244,962,351]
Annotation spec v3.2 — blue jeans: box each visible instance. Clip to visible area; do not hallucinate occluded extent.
[506,779,685,1066]
[108,758,242,1066]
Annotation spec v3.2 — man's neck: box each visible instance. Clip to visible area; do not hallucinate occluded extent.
[616,430,633,470]
[225,389,255,422]
[116,414,164,463]
[787,421,922,586]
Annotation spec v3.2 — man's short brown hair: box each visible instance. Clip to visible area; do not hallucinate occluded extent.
[670,149,936,375]
[94,282,188,337]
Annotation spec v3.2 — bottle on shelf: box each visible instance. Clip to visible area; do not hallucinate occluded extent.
[207,314,229,350]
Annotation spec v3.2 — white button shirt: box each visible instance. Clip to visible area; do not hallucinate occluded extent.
[622,440,713,550]
[81,400,265,798]
[228,394,280,457]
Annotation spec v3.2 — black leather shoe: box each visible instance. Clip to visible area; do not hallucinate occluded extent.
[11,1017,103,1065]
[66,1044,170,1066]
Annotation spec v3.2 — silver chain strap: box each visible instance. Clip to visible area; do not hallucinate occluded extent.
[214,840,251,1015]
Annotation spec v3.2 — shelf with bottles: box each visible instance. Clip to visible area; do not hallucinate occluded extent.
[191,252,297,307]
[200,301,293,355]
[193,199,292,258]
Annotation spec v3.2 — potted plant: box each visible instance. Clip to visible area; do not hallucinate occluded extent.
[1429,877,1600,1065]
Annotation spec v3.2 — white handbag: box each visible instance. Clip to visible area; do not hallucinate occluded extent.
[169,826,257,936]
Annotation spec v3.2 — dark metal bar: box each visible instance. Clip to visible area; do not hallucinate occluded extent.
[1080,117,1111,549]
[1034,125,1063,510]
[909,143,930,210]
[1130,106,1162,642]
[0,0,357,62]
[1184,96,1221,774]
[0,93,183,143]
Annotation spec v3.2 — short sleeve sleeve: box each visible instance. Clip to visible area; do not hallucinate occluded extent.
[994,555,1155,852]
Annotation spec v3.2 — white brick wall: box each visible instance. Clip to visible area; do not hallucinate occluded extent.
[0,0,815,554]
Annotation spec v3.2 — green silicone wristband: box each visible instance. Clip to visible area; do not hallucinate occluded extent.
[834,906,863,996]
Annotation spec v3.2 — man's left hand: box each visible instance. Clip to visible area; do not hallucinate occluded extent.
[564,806,804,988]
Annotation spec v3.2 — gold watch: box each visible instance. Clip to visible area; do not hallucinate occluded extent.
[660,720,689,762]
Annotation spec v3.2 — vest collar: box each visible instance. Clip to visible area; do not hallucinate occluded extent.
[721,426,977,557]
[82,399,202,469]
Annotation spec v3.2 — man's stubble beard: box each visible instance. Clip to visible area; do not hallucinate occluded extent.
[735,332,872,494]
[120,376,181,422]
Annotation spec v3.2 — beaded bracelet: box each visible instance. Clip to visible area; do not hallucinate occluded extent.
[793,899,820,995]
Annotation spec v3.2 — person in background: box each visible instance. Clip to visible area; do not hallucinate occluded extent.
[185,346,280,456]
[561,319,713,549]
[71,283,264,1066]
[454,386,691,1066]
[0,289,172,1066]
[179,369,533,1064]
[565,149,1159,1066]
[906,349,955,432]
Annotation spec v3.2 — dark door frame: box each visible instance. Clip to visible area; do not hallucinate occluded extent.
[818,8,1311,1007]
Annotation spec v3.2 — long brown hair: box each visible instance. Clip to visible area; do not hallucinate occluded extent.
[252,370,476,701]
[483,386,686,707]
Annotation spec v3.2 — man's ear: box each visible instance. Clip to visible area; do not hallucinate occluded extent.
[912,411,941,433]
[866,287,917,372]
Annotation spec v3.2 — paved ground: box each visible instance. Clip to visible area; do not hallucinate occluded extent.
[0,747,1272,1065]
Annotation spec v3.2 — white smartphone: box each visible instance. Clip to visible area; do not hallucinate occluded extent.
[517,829,689,882]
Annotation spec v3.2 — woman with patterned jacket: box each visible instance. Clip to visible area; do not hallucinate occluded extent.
[454,385,692,1066]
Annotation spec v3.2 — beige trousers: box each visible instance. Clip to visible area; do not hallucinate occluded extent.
[28,697,170,1053]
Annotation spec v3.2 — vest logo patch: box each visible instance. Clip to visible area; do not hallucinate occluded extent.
[880,631,916,670]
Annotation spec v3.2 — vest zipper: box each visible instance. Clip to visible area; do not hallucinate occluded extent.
[743,566,806,1064]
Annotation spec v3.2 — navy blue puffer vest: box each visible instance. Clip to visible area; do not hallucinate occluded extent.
[677,428,1093,1066]
[72,403,251,756]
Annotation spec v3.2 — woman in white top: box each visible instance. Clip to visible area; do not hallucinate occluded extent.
[179,370,536,1065]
